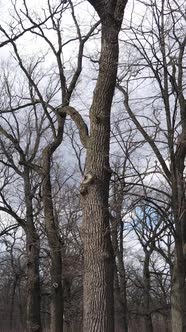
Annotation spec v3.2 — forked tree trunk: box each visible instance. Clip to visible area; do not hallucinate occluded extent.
[24,167,42,332]
[80,2,127,331]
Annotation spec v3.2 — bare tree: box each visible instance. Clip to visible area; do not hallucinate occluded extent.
[0,1,100,331]
[0,227,26,331]
[0,103,45,332]
[117,0,186,330]
[59,1,129,331]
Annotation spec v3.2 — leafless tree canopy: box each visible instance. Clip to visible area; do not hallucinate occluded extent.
[0,0,185,332]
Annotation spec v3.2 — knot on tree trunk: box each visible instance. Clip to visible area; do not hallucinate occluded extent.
[80,173,95,195]
[175,133,186,173]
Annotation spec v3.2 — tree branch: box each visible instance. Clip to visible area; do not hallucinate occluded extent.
[117,84,171,183]
[58,106,89,148]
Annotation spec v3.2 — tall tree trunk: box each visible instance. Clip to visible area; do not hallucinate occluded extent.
[171,130,186,332]
[118,226,128,332]
[42,149,63,332]
[114,262,128,332]
[24,167,42,332]
[26,230,41,332]
[112,218,128,332]
[170,16,186,327]
[143,251,153,332]
[81,3,127,331]
[171,241,186,332]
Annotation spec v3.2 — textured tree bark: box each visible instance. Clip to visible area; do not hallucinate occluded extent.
[171,153,186,332]
[24,167,42,332]
[81,2,127,331]
[42,149,63,332]
[171,242,186,332]
[169,25,186,330]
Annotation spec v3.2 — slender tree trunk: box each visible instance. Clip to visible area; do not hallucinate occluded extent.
[18,280,25,330]
[112,218,128,332]
[118,221,128,332]
[143,251,153,332]
[26,230,41,332]
[114,263,128,332]
[81,4,127,330]
[42,149,63,332]
[9,275,18,330]
[24,168,42,332]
